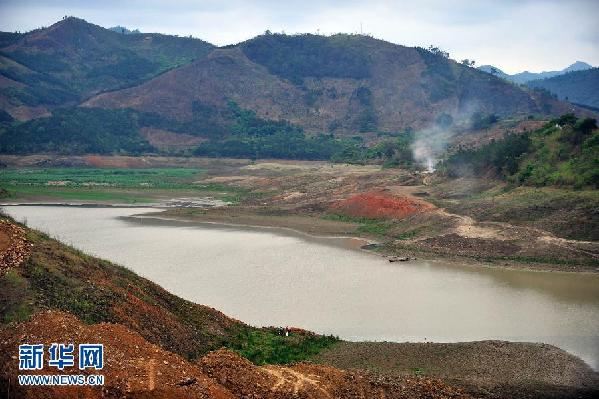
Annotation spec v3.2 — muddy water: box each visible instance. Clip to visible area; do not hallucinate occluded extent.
[5,205,599,370]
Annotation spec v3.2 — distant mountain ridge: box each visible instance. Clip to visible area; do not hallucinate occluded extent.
[0,17,592,156]
[527,68,599,109]
[84,31,577,135]
[0,17,213,120]
[478,61,593,84]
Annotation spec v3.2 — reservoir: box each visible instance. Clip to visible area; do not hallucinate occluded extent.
[4,205,599,370]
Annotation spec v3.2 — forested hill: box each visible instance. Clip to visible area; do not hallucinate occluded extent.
[0,17,213,120]
[86,32,576,136]
[440,115,598,188]
[527,68,599,109]
[478,61,593,84]
[0,17,593,158]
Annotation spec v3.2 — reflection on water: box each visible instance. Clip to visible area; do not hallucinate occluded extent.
[4,205,599,370]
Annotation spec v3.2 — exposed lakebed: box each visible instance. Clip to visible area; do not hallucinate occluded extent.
[4,205,599,370]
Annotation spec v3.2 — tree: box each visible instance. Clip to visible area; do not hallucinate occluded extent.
[460,59,476,67]
[427,45,449,58]
[471,112,498,130]
[556,113,577,127]
[575,118,597,136]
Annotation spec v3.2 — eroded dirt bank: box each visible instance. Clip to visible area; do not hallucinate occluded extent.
[0,219,31,274]
[1,310,476,399]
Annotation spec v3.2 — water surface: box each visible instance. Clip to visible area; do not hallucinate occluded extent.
[5,205,599,369]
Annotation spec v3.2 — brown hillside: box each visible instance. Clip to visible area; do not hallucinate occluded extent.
[85,48,304,124]
[84,34,574,135]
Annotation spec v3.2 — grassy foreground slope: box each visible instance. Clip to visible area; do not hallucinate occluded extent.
[440,114,598,188]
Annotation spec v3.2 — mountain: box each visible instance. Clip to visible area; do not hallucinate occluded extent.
[0,19,590,157]
[85,33,573,136]
[0,17,213,120]
[563,61,593,73]
[527,68,599,109]
[478,61,593,84]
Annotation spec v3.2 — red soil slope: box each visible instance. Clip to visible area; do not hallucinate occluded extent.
[330,191,435,219]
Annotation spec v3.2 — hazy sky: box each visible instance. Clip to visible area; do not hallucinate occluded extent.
[0,0,597,74]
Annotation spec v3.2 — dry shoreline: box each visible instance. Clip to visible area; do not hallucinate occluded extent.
[2,156,597,271]
[148,206,599,274]
[313,340,599,398]
[4,200,598,273]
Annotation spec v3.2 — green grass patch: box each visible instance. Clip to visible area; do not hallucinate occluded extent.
[0,269,34,323]
[1,168,204,188]
[0,167,252,204]
[411,367,426,376]
[227,327,339,365]
[394,230,419,240]
[357,221,394,237]
[1,185,154,203]
[321,213,395,237]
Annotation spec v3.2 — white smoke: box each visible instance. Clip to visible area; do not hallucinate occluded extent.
[410,102,485,172]
[410,126,456,172]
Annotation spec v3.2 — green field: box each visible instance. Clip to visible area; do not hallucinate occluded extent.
[0,168,248,204]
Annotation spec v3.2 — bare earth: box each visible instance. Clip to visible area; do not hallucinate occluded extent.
[313,341,599,399]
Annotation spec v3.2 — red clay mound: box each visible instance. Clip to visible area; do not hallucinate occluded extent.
[330,191,435,219]
[198,349,281,398]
